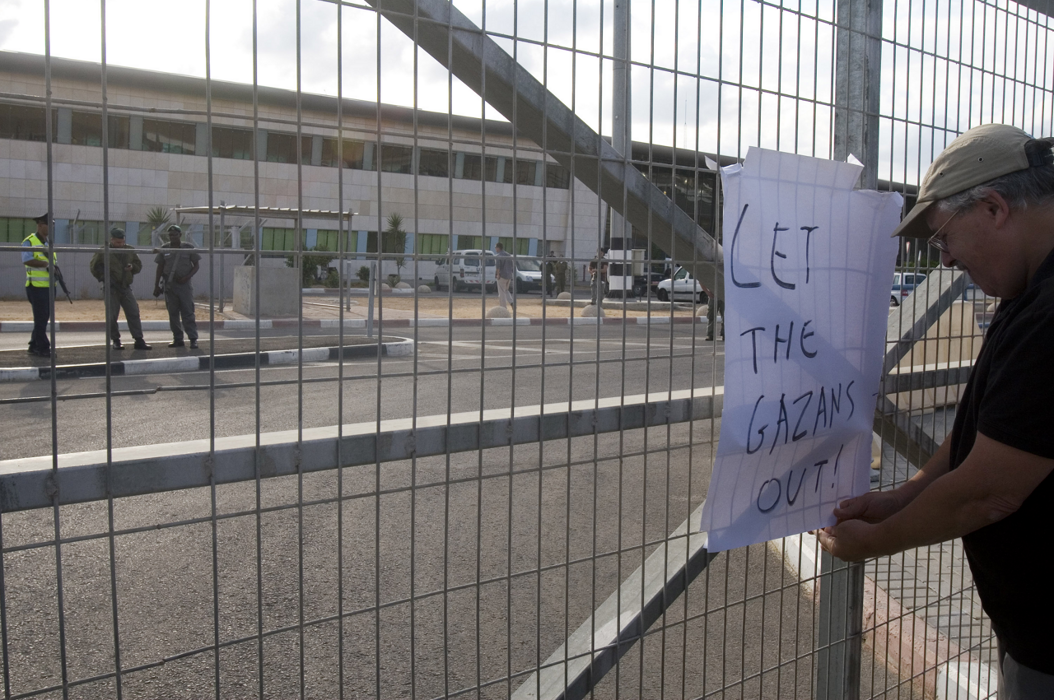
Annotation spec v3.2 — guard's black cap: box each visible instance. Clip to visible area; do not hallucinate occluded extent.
[167,225,182,234]
[33,213,49,224]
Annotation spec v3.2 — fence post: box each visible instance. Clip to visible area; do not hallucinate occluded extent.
[819,0,883,696]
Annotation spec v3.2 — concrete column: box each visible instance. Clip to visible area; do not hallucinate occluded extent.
[607,0,633,298]
[56,108,72,144]
[256,130,269,162]
[195,123,208,156]
[129,116,143,151]
[311,135,323,166]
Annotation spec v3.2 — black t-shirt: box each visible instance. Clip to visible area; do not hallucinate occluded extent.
[950,247,1054,673]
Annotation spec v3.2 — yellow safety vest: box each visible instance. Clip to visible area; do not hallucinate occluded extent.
[23,233,56,288]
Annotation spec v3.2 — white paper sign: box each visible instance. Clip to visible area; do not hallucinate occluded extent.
[699,148,902,552]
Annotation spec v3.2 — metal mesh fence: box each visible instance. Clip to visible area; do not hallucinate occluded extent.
[0,0,1050,697]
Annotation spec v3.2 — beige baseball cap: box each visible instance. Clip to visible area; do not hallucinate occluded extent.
[892,124,1043,238]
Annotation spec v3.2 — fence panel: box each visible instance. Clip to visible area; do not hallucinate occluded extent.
[1,0,1049,697]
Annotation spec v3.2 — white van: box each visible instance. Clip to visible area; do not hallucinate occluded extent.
[434,249,497,292]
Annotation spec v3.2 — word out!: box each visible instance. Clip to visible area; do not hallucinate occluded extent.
[756,444,845,513]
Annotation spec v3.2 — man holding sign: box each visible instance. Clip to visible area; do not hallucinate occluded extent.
[818,125,1054,693]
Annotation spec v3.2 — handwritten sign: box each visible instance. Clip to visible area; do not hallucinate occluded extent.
[699,148,902,552]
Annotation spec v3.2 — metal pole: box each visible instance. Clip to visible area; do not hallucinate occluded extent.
[367,259,375,338]
[219,202,226,313]
[817,0,883,696]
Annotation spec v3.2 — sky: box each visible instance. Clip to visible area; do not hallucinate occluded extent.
[1,0,1051,176]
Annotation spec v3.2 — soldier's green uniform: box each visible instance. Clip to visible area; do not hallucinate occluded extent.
[90,228,149,349]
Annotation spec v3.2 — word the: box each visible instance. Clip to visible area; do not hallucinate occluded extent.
[740,321,818,374]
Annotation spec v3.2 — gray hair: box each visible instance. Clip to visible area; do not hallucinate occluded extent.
[936,137,1054,214]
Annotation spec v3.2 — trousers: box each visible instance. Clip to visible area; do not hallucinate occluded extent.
[106,285,144,342]
[26,285,52,353]
[164,282,198,342]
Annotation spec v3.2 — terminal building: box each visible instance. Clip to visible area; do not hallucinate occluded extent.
[0,50,720,299]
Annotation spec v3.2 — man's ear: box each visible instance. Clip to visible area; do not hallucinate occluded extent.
[983,190,1013,229]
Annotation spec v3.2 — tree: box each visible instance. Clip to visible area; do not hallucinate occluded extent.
[382,213,407,278]
[286,245,337,286]
[140,206,171,246]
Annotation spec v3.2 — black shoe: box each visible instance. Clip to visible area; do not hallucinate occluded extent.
[34,348,51,358]
[705,336,714,341]
[133,340,152,350]
[168,341,185,348]
[112,339,124,350]
[189,340,199,350]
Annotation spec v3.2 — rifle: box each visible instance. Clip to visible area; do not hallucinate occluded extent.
[54,267,73,304]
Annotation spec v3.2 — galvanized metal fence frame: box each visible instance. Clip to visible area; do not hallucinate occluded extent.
[1,0,1049,696]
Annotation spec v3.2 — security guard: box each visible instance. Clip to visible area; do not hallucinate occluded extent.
[153,225,200,349]
[22,213,57,357]
[90,227,152,350]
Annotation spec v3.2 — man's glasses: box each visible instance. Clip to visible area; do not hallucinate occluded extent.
[927,208,962,254]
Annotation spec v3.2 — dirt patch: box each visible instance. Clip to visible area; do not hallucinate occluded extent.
[0,293,701,322]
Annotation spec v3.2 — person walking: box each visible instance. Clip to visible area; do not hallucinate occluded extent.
[90,227,151,350]
[22,213,58,358]
[153,225,200,349]
[493,242,515,310]
[817,124,1054,696]
[554,254,568,296]
[544,251,556,297]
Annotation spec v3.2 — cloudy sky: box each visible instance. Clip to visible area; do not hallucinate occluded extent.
[1,0,1049,175]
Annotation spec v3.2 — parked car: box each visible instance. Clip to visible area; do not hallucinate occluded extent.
[632,262,669,298]
[434,249,496,292]
[656,266,708,303]
[890,271,928,306]
[514,258,543,294]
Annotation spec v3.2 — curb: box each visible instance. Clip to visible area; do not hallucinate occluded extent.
[0,338,414,383]
[0,316,707,333]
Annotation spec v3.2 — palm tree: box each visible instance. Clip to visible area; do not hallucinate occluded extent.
[382,213,407,280]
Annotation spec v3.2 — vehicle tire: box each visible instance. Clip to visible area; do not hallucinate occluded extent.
[434,276,443,291]
[698,291,707,304]
[890,296,899,307]
[657,289,670,302]
[453,279,463,293]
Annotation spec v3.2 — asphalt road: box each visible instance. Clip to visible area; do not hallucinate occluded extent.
[0,324,895,698]
[0,324,725,462]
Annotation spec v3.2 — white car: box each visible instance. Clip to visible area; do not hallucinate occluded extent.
[656,266,708,303]
[433,249,496,292]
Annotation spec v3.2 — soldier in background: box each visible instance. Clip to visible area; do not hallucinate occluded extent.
[90,227,151,350]
[153,225,200,349]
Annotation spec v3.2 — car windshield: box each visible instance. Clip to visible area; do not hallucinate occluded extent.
[517,259,541,271]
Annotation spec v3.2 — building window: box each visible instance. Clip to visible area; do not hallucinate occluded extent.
[70,111,103,147]
[314,229,354,252]
[0,217,37,244]
[418,148,450,178]
[416,233,449,256]
[546,163,570,189]
[0,104,53,142]
[71,220,105,246]
[459,154,508,183]
[514,160,537,186]
[266,131,299,163]
[143,119,196,154]
[340,139,372,170]
[366,231,379,253]
[496,237,531,255]
[486,157,512,184]
[379,144,413,174]
[456,235,484,250]
[260,227,301,251]
[212,126,254,160]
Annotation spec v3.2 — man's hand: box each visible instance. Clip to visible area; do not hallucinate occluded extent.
[817,520,884,562]
[153,285,162,298]
[832,490,905,524]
